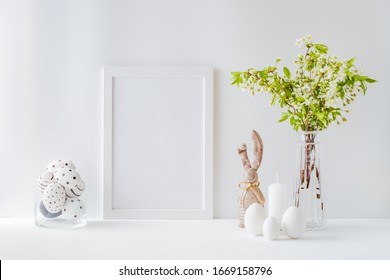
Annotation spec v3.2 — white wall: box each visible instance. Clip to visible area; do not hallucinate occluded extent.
[1,0,389,218]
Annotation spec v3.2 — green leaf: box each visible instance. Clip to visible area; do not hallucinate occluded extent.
[315,112,326,125]
[332,111,341,118]
[346,57,356,67]
[301,106,307,115]
[353,75,375,82]
[283,67,291,79]
[258,69,267,79]
[296,96,305,102]
[355,75,366,81]
[230,78,238,85]
[314,44,328,54]
[278,113,289,122]
[230,72,243,85]
[270,95,277,106]
[360,81,367,94]
[365,77,377,83]
[284,86,292,96]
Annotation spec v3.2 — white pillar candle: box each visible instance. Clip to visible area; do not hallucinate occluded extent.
[268,175,287,229]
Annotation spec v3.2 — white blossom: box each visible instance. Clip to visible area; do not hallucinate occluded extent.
[295,38,304,47]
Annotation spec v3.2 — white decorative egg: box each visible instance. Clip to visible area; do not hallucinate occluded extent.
[281,206,306,239]
[46,160,76,172]
[42,183,66,213]
[36,182,47,194]
[39,201,62,218]
[263,216,280,240]
[64,180,85,198]
[54,167,81,187]
[40,171,54,181]
[62,198,85,221]
[37,171,55,193]
[244,203,267,236]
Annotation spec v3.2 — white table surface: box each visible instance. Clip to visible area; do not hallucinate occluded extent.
[0,218,389,260]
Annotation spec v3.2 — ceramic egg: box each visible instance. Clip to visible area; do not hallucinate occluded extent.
[39,201,62,218]
[244,203,267,236]
[64,180,85,198]
[263,216,280,240]
[54,167,81,187]
[42,183,66,213]
[36,178,47,189]
[36,182,47,194]
[46,160,76,172]
[281,206,306,239]
[37,171,55,192]
[62,198,85,221]
[40,171,54,182]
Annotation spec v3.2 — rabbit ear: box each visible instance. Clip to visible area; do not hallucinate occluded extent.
[251,130,263,170]
[238,143,252,170]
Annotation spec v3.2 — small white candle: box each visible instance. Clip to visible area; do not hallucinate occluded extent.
[268,174,288,229]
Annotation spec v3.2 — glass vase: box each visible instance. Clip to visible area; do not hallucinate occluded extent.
[35,175,87,229]
[294,131,326,230]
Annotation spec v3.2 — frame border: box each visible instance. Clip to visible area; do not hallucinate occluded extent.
[103,66,213,219]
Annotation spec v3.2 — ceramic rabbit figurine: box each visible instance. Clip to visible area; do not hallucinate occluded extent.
[237,130,266,228]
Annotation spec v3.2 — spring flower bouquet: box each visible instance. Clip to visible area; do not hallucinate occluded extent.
[231,35,376,132]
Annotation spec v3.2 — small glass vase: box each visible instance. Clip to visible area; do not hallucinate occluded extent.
[294,131,326,230]
[35,178,87,229]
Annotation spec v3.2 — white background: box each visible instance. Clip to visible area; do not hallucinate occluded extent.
[0,0,389,219]
[112,76,204,210]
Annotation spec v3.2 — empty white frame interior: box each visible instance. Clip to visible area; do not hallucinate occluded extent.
[103,67,213,218]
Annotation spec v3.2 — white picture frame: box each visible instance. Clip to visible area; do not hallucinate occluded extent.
[103,67,213,219]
